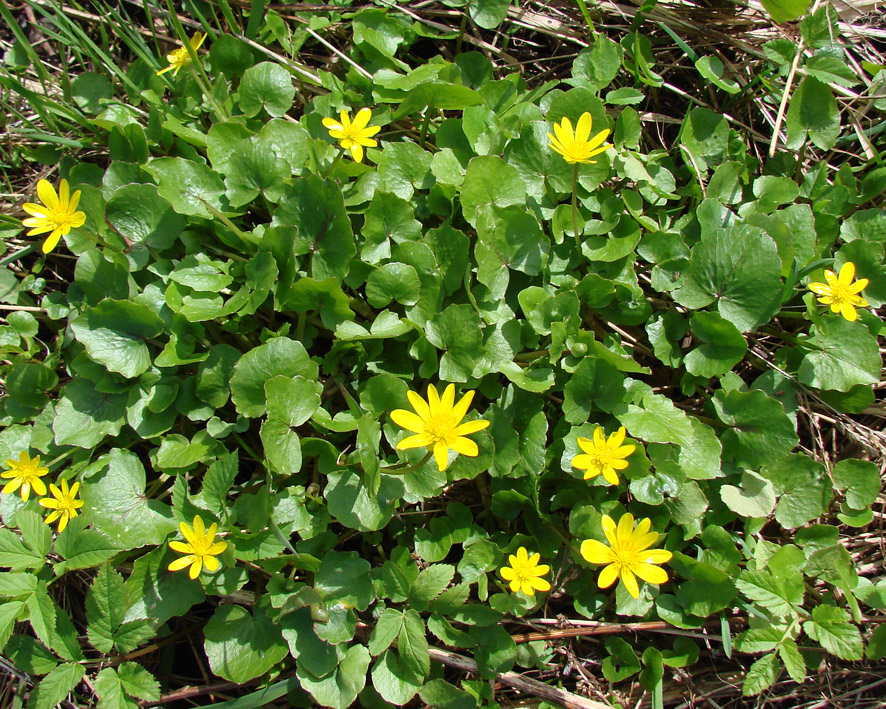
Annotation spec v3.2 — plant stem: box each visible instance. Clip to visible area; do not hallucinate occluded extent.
[381,451,433,475]
[0,242,40,267]
[324,149,344,179]
[572,164,581,251]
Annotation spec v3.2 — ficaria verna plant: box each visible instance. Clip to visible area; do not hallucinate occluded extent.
[0,2,884,708]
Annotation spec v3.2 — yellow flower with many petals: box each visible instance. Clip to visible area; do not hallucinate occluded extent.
[547,112,613,165]
[581,513,672,599]
[168,515,228,579]
[500,547,551,596]
[807,261,869,322]
[2,451,49,502]
[38,479,84,533]
[157,31,206,77]
[571,426,635,486]
[21,179,86,254]
[322,108,381,163]
[391,383,490,472]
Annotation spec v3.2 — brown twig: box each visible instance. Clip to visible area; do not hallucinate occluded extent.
[428,646,609,709]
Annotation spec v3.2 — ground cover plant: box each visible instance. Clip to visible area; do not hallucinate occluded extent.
[1,0,885,707]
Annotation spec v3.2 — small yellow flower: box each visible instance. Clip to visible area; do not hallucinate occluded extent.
[547,112,613,165]
[156,31,206,77]
[21,179,87,254]
[2,451,49,502]
[167,515,228,580]
[571,426,635,486]
[391,383,490,472]
[808,261,869,322]
[322,108,381,163]
[580,513,672,599]
[38,479,84,533]
[500,546,551,596]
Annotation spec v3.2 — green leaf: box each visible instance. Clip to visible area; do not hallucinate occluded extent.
[467,0,510,29]
[601,637,641,682]
[865,624,886,660]
[0,528,43,571]
[105,183,184,251]
[832,458,880,509]
[366,263,422,308]
[762,454,831,529]
[425,304,485,383]
[325,468,397,532]
[224,137,291,207]
[460,156,526,226]
[238,61,295,118]
[409,564,455,612]
[53,378,127,449]
[285,277,355,329]
[297,643,370,709]
[376,143,433,200]
[280,607,342,678]
[736,569,803,618]
[71,299,165,378]
[0,603,24,652]
[86,565,128,654]
[82,449,177,549]
[272,175,355,282]
[124,546,205,626]
[803,605,863,660]
[569,36,623,91]
[369,608,403,657]
[26,662,85,709]
[684,311,747,377]
[617,391,695,447]
[471,624,516,678]
[95,664,157,709]
[760,0,812,23]
[672,224,783,332]
[742,652,777,696]
[712,389,799,469]
[720,471,776,519]
[779,638,806,683]
[361,191,422,263]
[142,157,228,219]
[204,604,288,683]
[230,338,318,418]
[54,516,121,574]
[695,56,740,93]
[371,649,424,704]
[398,609,430,678]
[315,551,375,611]
[798,318,881,393]
[786,77,840,151]
[679,107,729,172]
[260,418,302,474]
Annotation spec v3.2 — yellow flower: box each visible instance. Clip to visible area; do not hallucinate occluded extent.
[21,179,86,254]
[322,108,381,163]
[167,515,228,580]
[808,261,869,322]
[571,426,635,486]
[580,513,672,599]
[38,479,84,533]
[156,31,206,77]
[547,112,613,165]
[500,546,551,596]
[2,451,49,502]
[391,383,490,472]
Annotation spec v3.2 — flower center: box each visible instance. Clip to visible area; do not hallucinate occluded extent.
[48,206,74,230]
[828,282,853,306]
[511,560,534,584]
[425,412,456,442]
[342,125,365,143]
[591,446,616,468]
[169,47,191,67]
